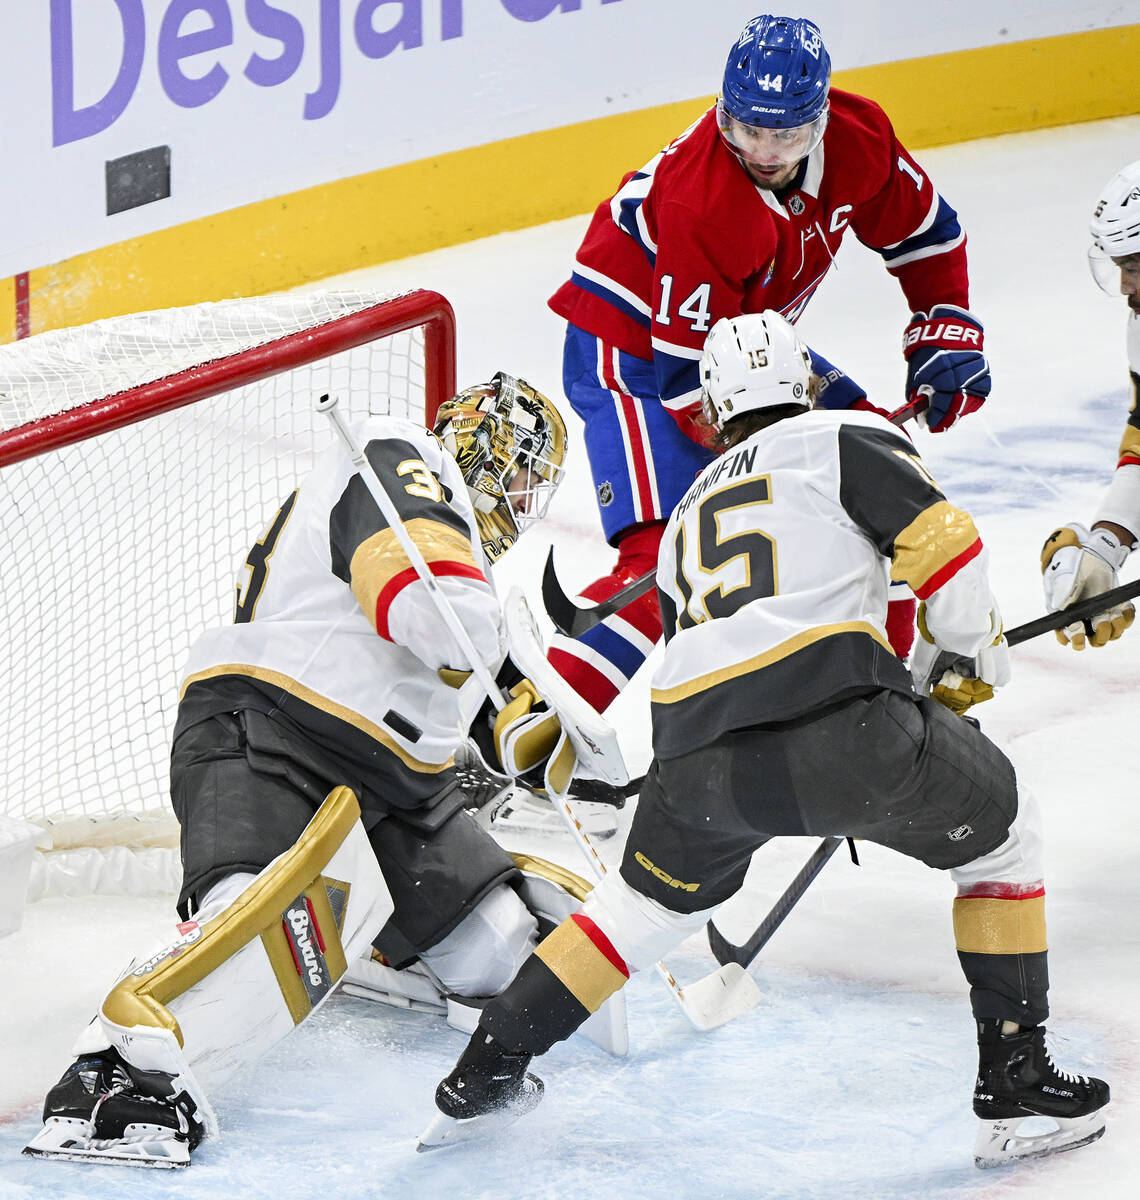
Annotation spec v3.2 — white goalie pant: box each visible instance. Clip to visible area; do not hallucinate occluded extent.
[417,883,538,997]
[71,787,392,1139]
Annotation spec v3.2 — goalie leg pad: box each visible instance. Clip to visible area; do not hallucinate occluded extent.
[96,787,392,1112]
[418,882,538,997]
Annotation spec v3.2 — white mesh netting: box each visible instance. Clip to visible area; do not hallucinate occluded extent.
[0,289,451,895]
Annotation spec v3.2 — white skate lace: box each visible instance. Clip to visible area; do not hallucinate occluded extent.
[1043,1033,1090,1085]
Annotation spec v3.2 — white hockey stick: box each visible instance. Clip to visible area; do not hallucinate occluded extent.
[505,588,764,1031]
[317,394,509,712]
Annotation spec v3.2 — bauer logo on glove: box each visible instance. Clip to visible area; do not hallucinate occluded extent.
[902,304,991,433]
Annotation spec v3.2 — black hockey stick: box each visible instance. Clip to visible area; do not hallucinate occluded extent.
[543,399,931,638]
[1003,576,1140,646]
[542,549,657,638]
[706,837,847,968]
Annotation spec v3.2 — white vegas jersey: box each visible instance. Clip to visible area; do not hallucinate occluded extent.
[177,416,502,801]
[1093,309,1140,537]
[651,409,993,759]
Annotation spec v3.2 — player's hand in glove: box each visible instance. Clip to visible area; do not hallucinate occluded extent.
[911,602,1010,715]
[1041,523,1135,649]
[902,304,990,432]
[493,679,563,776]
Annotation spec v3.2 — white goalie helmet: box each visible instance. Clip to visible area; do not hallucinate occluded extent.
[433,372,567,563]
[699,310,812,428]
[1088,159,1140,294]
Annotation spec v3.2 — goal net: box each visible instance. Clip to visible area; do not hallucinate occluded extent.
[0,288,456,897]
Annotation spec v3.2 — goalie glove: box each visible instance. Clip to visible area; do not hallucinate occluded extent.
[911,602,1010,715]
[902,304,990,432]
[493,679,564,781]
[1040,523,1134,649]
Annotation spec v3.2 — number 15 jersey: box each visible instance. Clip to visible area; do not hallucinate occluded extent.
[651,409,989,759]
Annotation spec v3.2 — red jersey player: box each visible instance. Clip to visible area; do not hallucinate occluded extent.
[546,13,991,713]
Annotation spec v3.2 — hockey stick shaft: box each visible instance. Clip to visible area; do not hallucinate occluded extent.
[1004,576,1140,646]
[543,398,928,638]
[706,837,845,968]
[316,394,507,713]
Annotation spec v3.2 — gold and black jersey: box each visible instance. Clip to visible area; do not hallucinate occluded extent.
[652,409,986,759]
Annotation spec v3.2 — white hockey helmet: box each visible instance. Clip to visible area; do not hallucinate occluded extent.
[700,311,812,428]
[1088,159,1140,294]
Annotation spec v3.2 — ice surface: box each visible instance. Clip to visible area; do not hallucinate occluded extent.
[3,113,1139,1198]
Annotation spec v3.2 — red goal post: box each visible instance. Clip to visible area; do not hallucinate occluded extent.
[0,288,456,895]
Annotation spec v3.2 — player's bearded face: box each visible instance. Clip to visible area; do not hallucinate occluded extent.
[716,103,826,190]
[1117,255,1140,311]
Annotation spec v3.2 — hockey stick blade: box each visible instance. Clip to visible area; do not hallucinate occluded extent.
[1005,577,1140,646]
[707,837,845,969]
[542,548,657,638]
[663,962,764,1030]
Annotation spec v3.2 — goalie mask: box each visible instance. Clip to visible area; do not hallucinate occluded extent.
[434,372,567,563]
[699,311,812,429]
[1088,159,1140,295]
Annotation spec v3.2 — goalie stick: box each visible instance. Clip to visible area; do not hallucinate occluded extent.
[542,397,929,638]
[706,577,1140,969]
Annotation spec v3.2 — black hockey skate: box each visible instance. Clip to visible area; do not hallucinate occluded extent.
[23,1049,204,1169]
[972,1020,1109,1168]
[417,1029,544,1151]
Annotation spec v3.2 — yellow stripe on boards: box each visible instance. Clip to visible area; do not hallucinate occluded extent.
[4,26,1138,340]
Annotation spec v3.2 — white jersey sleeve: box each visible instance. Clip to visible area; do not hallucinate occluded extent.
[1092,310,1140,541]
[181,417,501,774]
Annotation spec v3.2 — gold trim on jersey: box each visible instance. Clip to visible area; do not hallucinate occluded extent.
[1119,424,1140,462]
[952,895,1047,956]
[890,500,980,592]
[101,786,360,1043]
[649,621,891,705]
[179,664,453,774]
[349,518,482,632]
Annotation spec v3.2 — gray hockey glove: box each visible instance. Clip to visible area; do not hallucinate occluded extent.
[912,602,1010,716]
[1041,523,1134,649]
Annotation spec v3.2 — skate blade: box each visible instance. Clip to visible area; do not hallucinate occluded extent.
[416,1078,543,1152]
[23,1117,189,1169]
[974,1110,1107,1168]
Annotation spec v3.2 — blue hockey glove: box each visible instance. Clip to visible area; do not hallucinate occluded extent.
[902,304,990,432]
